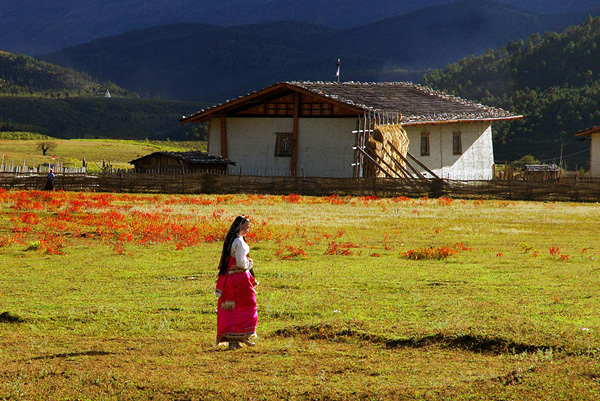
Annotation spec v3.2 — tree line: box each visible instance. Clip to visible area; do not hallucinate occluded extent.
[0,97,207,141]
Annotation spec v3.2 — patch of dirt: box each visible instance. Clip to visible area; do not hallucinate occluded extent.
[0,311,25,323]
[272,324,560,356]
[583,371,600,383]
[492,367,536,385]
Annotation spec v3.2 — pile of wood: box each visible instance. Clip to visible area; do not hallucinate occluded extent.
[365,124,409,178]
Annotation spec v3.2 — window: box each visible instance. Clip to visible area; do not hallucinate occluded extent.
[275,132,292,157]
[453,132,462,155]
[420,133,430,156]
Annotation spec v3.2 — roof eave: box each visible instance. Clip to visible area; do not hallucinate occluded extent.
[179,82,296,124]
[574,125,600,137]
[402,115,523,126]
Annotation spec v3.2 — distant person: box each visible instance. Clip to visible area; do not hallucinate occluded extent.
[214,215,258,350]
[44,169,55,191]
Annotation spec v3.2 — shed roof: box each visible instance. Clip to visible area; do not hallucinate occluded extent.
[180,81,521,125]
[129,151,235,165]
[574,125,600,137]
[524,164,559,172]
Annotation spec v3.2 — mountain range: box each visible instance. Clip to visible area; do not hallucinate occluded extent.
[40,0,600,103]
[2,0,600,56]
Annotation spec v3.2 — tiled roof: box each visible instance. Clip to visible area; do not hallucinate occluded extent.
[288,81,518,124]
[129,151,234,165]
[180,81,520,124]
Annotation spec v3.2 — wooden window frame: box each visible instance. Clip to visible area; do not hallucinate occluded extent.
[453,132,462,155]
[275,132,292,157]
[420,133,430,156]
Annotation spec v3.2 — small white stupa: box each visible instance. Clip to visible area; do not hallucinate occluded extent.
[105,89,111,98]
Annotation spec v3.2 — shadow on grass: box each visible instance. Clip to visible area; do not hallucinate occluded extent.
[385,334,559,355]
[29,350,115,361]
[0,311,26,323]
[272,323,561,356]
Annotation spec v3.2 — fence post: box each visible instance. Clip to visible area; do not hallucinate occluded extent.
[181,168,185,194]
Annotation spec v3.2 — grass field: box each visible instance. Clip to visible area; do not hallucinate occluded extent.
[0,136,207,171]
[1,190,599,400]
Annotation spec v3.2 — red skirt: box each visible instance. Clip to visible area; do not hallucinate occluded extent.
[215,257,257,343]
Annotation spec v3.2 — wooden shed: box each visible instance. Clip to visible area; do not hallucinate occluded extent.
[522,164,560,181]
[129,151,235,173]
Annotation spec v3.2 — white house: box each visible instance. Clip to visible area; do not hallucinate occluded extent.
[180,81,521,180]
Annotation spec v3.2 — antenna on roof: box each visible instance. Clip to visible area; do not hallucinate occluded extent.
[335,58,340,83]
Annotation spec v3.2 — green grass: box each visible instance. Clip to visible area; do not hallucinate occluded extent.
[0,137,207,171]
[1,192,599,400]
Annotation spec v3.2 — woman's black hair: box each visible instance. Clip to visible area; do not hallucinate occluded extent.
[217,215,249,276]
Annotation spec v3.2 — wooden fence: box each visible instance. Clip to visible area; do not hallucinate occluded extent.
[2,171,600,202]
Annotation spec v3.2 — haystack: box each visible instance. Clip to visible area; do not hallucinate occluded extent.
[365,124,409,178]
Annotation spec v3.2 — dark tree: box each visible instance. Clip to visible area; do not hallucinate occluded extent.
[37,141,57,156]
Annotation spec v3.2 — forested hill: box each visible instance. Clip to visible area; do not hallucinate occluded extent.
[0,50,204,141]
[0,51,134,98]
[422,16,600,168]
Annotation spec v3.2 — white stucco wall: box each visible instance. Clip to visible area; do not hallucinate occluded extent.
[404,122,494,180]
[590,133,600,177]
[208,117,357,177]
[209,117,494,179]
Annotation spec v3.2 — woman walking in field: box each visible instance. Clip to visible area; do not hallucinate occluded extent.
[215,215,258,350]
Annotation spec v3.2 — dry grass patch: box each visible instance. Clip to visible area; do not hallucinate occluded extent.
[0,139,205,170]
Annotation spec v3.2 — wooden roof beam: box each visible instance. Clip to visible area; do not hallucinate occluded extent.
[180,82,365,124]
